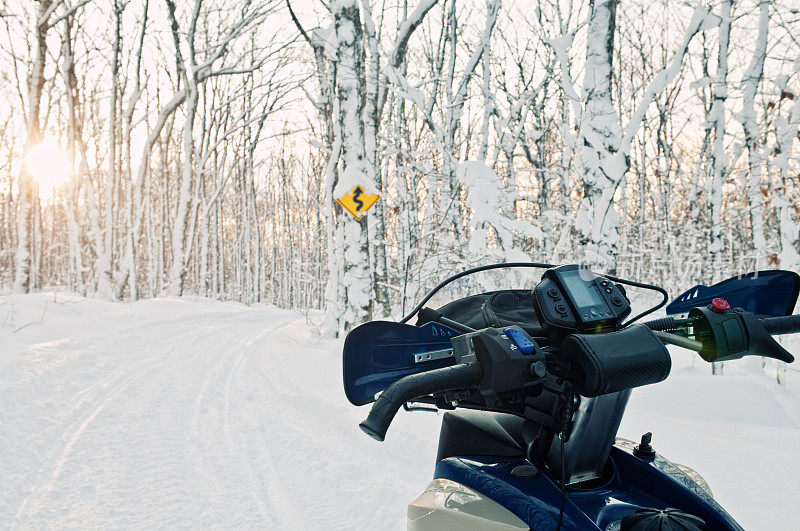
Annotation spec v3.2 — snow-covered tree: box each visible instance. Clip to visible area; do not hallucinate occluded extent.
[553,0,718,272]
[1,0,799,353]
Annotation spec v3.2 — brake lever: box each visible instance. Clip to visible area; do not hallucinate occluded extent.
[403,402,438,413]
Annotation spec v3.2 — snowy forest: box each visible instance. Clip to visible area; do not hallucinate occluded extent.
[1,0,799,334]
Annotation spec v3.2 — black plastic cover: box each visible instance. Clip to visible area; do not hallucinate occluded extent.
[667,270,800,317]
[436,410,527,463]
[621,507,705,530]
[547,390,632,484]
[560,325,672,397]
[416,289,543,335]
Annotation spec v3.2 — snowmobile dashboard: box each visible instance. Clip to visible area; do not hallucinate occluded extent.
[533,265,631,335]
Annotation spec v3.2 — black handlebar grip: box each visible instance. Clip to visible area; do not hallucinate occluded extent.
[359,363,482,442]
[761,315,800,336]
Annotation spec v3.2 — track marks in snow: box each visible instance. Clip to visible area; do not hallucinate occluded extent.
[10,326,187,524]
[1,300,441,529]
[4,310,302,527]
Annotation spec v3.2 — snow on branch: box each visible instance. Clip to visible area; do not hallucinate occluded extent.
[451,0,500,119]
[621,5,720,154]
[547,33,580,103]
[376,0,439,119]
[457,161,541,260]
[40,0,93,28]
[390,0,439,69]
[385,65,445,140]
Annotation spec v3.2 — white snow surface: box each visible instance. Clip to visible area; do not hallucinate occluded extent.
[2,293,800,529]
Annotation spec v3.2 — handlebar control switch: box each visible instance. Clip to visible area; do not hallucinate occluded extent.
[504,328,536,354]
[689,305,795,363]
[529,361,547,378]
[711,298,730,314]
[454,326,548,400]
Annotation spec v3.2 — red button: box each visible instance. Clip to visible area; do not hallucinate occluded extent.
[711,298,730,313]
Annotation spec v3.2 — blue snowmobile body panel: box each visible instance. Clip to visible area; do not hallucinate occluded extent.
[434,443,743,530]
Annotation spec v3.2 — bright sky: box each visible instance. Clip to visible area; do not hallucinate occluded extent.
[24,137,71,198]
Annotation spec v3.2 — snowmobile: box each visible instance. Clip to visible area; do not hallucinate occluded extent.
[342,263,800,530]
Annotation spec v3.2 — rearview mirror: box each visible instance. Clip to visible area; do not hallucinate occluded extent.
[667,270,800,317]
[343,321,459,405]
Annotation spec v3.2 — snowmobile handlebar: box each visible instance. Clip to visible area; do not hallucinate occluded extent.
[760,314,800,336]
[358,311,800,441]
[359,363,482,442]
[642,310,800,364]
[679,306,797,364]
[352,264,800,443]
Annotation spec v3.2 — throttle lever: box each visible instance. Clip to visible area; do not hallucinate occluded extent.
[689,306,794,363]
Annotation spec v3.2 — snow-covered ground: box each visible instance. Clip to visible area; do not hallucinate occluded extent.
[1,293,799,529]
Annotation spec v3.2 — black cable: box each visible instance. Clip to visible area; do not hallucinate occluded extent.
[399,262,554,324]
[557,433,566,531]
[604,274,670,327]
[399,262,669,331]
[642,316,680,331]
[416,307,476,332]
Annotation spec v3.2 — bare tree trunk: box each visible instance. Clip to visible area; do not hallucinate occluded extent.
[94,0,124,299]
[360,0,389,317]
[738,0,768,268]
[166,0,198,296]
[325,0,374,333]
[15,0,54,293]
[121,0,149,300]
[773,77,800,270]
[709,0,733,283]
[575,0,622,271]
[61,14,85,295]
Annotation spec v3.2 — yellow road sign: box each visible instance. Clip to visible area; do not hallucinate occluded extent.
[336,185,380,220]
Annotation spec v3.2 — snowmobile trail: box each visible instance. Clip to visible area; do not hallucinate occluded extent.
[10,321,194,524]
[0,297,441,529]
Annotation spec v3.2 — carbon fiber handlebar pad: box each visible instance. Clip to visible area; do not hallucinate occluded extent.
[561,324,671,397]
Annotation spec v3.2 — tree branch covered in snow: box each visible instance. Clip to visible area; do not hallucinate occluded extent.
[0,0,799,343]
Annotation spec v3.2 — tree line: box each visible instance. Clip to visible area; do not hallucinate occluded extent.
[0,0,798,335]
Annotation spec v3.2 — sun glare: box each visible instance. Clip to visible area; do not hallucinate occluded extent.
[25,137,71,198]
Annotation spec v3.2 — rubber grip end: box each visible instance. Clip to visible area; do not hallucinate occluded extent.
[359,419,386,441]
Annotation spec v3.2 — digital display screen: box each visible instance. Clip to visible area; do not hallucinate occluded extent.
[561,270,605,310]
